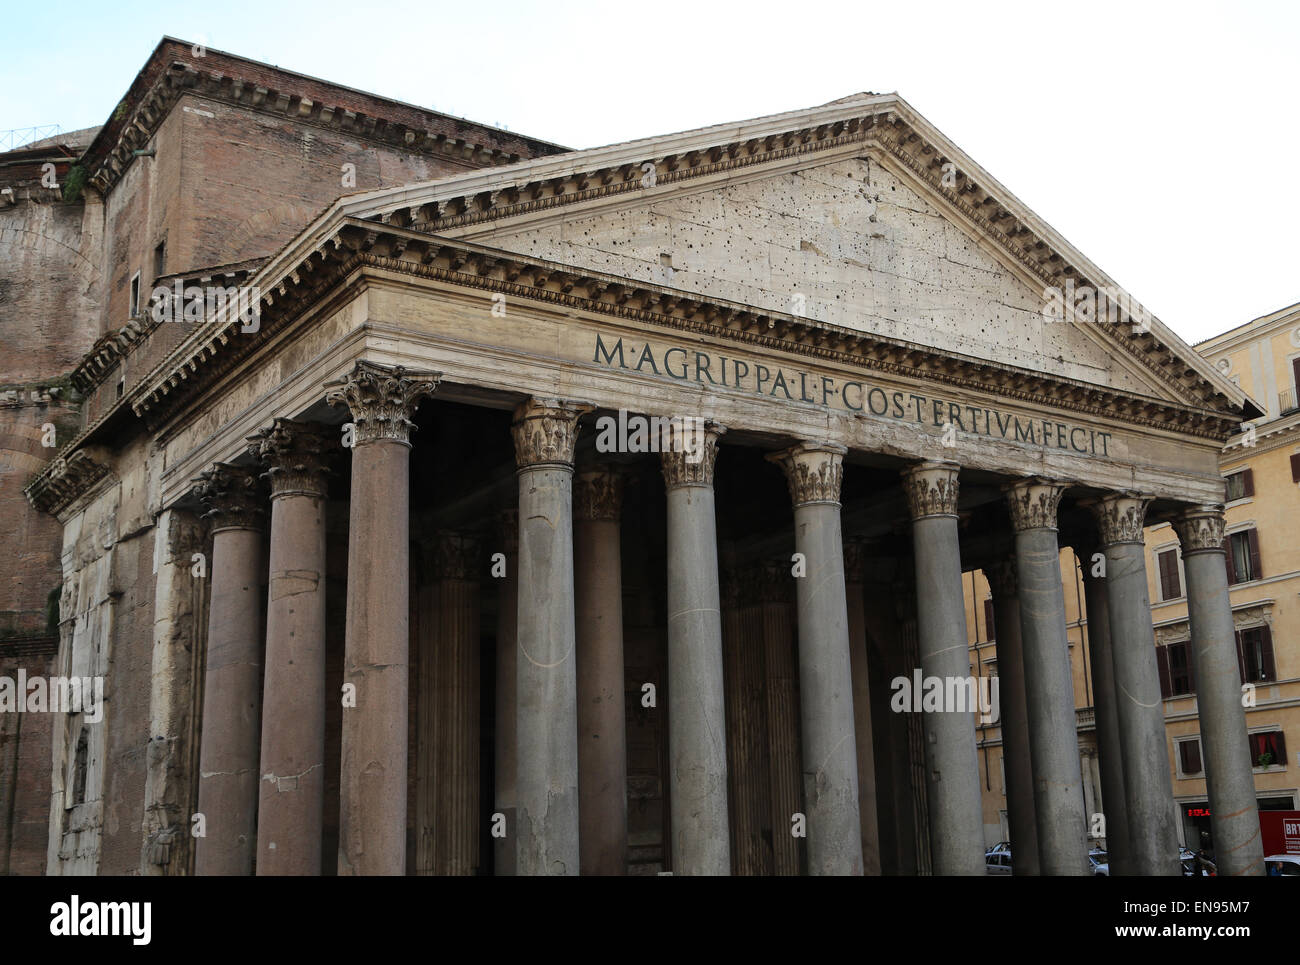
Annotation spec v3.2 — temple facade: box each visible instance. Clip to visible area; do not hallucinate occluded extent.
[10,40,1270,875]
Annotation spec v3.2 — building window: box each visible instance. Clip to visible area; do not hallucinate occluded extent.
[1236,626,1276,683]
[1157,548,1182,601]
[1291,452,1300,483]
[1226,529,1262,584]
[1223,469,1254,502]
[1248,730,1287,769]
[1177,738,1203,777]
[129,271,141,319]
[983,599,995,642]
[153,241,166,280]
[1157,641,1195,698]
[72,726,89,806]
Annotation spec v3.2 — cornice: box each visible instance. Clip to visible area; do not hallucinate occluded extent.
[126,223,1244,442]
[24,448,113,516]
[87,60,546,197]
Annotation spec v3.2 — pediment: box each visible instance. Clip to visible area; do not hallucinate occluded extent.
[336,93,1252,420]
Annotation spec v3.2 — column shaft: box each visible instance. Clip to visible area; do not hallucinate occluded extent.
[574,469,628,875]
[1092,495,1181,876]
[512,399,588,876]
[193,465,265,876]
[769,443,862,875]
[1078,548,1131,875]
[987,560,1040,875]
[250,420,331,876]
[662,423,730,875]
[327,361,439,876]
[902,461,984,876]
[1007,481,1088,875]
[1174,507,1264,877]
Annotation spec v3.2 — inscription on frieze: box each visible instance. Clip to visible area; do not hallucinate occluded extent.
[592,333,1117,456]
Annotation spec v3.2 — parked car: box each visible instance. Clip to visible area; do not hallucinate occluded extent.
[1088,849,1109,876]
[1265,854,1300,876]
[985,851,1012,875]
[986,841,1011,856]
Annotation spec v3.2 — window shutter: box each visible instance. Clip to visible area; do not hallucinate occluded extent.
[1224,534,1236,585]
[1159,550,1181,600]
[1156,645,1172,699]
[1180,740,1202,775]
[1276,729,1288,762]
[1260,626,1276,682]
[1292,453,1300,483]
[1234,630,1248,685]
[983,600,996,642]
[1247,528,1263,581]
[1184,640,1196,694]
[1242,468,1255,497]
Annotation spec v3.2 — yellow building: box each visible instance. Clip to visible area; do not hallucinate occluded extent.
[966,301,1300,859]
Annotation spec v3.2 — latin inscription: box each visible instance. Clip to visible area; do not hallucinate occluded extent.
[593,333,1113,456]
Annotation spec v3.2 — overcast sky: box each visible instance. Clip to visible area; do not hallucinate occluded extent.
[3,0,1296,344]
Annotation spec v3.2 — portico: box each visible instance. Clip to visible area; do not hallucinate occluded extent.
[32,93,1265,876]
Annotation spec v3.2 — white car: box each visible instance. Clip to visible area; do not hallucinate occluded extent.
[1265,854,1300,876]
[985,851,1012,875]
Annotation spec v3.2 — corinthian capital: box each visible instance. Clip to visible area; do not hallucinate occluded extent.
[193,463,265,532]
[901,460,960,519]
[324,360,441,446]
[574,468,625,521]
[1088,493,1152,546]
[1005,478,1068,533]
[660,422,725,490]
[1172,504,1227,555]
[767,442,846,507]
[247,419,337,498]
[511,398,593,470]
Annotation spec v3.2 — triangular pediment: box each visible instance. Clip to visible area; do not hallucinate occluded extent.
[327,93,1252,418]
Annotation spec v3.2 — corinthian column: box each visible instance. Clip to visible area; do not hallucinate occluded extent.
[193,464,266,876]
[248,419,334,876]
[661,422,731,875]
[986,559,1039,876]
[1005,479,1088,875]
[767,442,862,876]
[900,461,984,876]
[574,468,628,875]
[1089,494,1180,876]
[1172,505,1264,877]
[511,398,591,876]
[326,361,440,876]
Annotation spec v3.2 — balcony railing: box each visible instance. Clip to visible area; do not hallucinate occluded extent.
[1280,387,1298,416]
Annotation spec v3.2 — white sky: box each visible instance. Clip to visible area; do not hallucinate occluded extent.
[3,0,1296,344]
